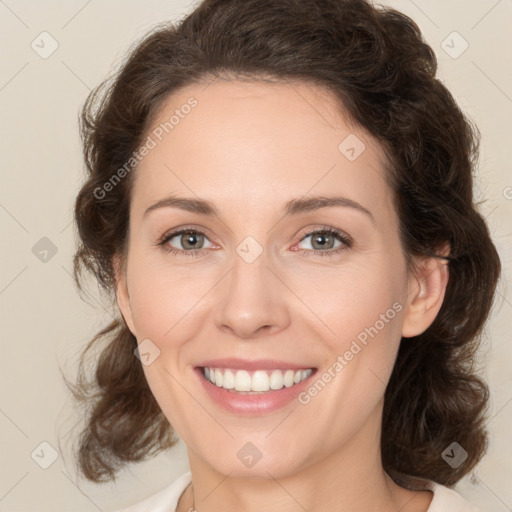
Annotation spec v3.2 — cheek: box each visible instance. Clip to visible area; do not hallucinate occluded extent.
[297,260,406,385]
[298,261,403,334]
[126,257,213,342]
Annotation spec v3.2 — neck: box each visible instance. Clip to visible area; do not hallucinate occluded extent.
[176,403,432,512]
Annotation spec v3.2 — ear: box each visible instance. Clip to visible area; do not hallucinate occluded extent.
[401,244,450,338]
[113,253,137,336]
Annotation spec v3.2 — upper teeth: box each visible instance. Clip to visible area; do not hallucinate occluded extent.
[203,367,313,392]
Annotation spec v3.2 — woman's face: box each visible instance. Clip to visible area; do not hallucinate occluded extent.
[115,79,446,478]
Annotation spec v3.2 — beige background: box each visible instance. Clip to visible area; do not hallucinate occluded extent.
[0,0,510,510]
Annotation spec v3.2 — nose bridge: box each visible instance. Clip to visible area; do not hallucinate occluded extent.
[214,235,288,338]
[231,235,270,291]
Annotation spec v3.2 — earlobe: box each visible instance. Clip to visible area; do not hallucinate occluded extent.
[401,248,450,338]
[113,253,137,336]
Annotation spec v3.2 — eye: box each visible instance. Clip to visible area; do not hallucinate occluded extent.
[158,228,214,257]
[295,227,352,258]
[157,225,353,258]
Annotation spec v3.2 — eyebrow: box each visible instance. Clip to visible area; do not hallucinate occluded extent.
[143,194,375,224]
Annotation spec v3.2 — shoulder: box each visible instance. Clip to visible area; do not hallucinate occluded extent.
[426,481,482,512]
[111,471,192,512]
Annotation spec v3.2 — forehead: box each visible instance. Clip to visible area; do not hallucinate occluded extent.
[130,79,394,226]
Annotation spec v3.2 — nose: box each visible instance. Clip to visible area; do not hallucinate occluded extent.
[214,250,290,340]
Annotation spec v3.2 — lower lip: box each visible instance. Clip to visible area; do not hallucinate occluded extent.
[194,367,317,416]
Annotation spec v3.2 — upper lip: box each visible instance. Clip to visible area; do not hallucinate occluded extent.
[196,358,316,371]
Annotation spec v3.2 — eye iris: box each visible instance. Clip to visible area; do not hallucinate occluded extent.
[182,231,203,250]
[312,232,335,250]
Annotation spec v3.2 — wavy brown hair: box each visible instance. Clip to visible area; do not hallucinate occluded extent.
[65,0,501,487]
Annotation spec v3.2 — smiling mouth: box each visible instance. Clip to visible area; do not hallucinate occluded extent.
[198,366,317,393]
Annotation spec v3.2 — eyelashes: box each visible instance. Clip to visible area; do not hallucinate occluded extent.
[156,225,353,259]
